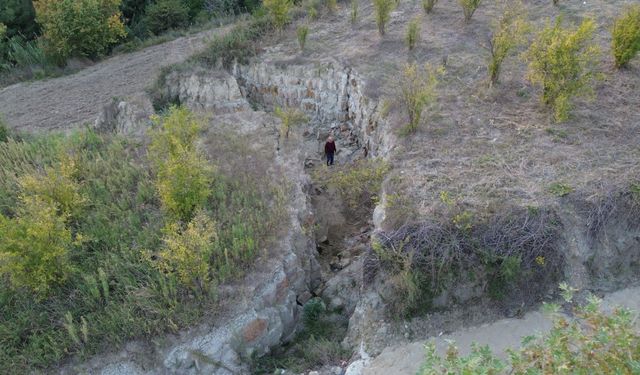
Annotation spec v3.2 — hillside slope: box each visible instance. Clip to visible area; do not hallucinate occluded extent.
[0,27,227,132]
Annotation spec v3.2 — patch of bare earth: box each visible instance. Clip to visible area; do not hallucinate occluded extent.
[0,26,230,133]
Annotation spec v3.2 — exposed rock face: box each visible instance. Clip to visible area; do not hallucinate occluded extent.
[163,68,251,113]
[94,94,154,136]
[234,61,392,158]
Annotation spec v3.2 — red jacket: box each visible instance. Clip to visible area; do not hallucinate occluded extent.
[325,141,336,154]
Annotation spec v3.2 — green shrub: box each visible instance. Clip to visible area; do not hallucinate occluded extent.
[548,182,573,197]
[264,0,292,30]
[458,0,481,22]
[487,1,529,86]
[611,5,640,68]
[296,24,309,51]
[405,17,421,51]
[0,0,38,39]
[144,0,190,35]
[418,293,640,374]
[524,17,599,122]
[19,154,86,218]
[274,106,307,139]
[372,0,395,36]
[0,197,75,296]
[149,107,212,222]
[422,0,437,14]
[156,210,217,292]
[195,11,274,69]
[398,63,441,133]
[314,158,389,213]
[34,0,127,64]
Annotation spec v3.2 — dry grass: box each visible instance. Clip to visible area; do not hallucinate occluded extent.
[250,0,640,220]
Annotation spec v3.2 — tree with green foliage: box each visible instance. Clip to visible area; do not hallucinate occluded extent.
[34,0,127,64]
[0,0,38,39]
[144,0,190,35]
[458,0,480,22]
[487,0,529,87]
[524,17,600,122]
[372,0,395,36]
[149,106,212,222]
[264,0,292,30]
[612,5,640,68]
[0,197,75,296]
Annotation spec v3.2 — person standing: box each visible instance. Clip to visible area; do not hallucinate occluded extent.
[324,136,336,166]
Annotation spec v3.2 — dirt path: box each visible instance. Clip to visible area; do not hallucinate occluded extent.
[0,27,226,132]
[361,286,640,375]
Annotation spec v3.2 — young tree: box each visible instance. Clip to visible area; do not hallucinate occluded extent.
[274,106,307,139]
[398,63,441,133]
[458,0,481,23]
[372,0,395,36]
[264,0,293,30]
[149,106,212,222]
[611,5,640,68]
[487,1,529,87]
[422,0,437,14]
[524,17,600,122]
[33,0,126,64]
[405,17,421,51]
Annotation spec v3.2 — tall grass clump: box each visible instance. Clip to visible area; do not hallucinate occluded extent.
[422,0,437,14]
[405,17,421,51]
[487,0,529,87]
[611,5,640,68]
[398,63,442,133]
[524,17,600,122]
[372,0,395,36]
[297,24,309,51]
[458,0,481,22]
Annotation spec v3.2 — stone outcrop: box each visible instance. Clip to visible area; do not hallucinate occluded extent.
[163,68,250,113]
[93,93,154,136]
[234,61,392,158]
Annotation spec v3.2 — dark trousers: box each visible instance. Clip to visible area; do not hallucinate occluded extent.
[326,152,334,166]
